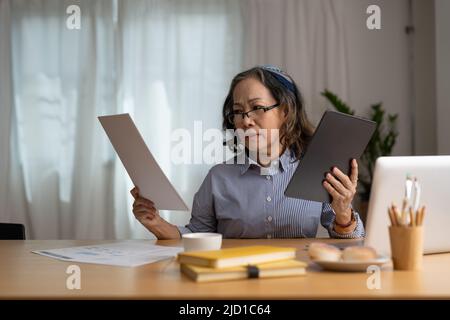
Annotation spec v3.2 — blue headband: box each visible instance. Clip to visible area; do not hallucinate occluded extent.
[260,65,296,94]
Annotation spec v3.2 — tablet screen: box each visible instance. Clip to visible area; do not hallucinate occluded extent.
[284,111,376,203]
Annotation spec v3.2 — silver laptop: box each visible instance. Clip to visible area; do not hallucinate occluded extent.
[364,156,450,255]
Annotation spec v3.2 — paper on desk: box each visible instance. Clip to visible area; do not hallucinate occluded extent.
[32,241,184,267]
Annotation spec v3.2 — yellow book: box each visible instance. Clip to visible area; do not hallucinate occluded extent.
[177,246,297,268]
[180,259,307,282]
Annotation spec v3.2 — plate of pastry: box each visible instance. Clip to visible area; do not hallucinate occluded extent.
[308,242,391,272]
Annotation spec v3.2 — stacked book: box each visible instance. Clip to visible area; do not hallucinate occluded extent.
[177,245,307,282]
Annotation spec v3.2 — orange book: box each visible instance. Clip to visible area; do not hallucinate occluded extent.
[177,246,297,268]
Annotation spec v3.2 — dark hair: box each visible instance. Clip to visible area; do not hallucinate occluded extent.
[222,66,314,161]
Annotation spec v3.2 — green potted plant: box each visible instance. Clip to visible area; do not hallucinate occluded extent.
[321,89,399,221]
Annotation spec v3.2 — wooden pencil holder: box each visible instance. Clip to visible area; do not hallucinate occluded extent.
[388,226,424,271]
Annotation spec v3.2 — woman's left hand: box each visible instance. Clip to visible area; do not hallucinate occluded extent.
[322,159,358,225]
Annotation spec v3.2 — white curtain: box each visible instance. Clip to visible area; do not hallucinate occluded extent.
[2,0,121,239]
[0,0,242,239]
[241,0,349,124]
[117,0,243,234]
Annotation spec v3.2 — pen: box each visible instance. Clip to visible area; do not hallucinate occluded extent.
[405,174,413,203]
[40,251,73,260]
[404,174,413,225]
[413,178,421,213]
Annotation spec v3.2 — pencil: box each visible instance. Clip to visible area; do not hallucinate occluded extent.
[409,207,415,226]
[392,204,402,226]
[419,206,426,226]
[388,207,397,226]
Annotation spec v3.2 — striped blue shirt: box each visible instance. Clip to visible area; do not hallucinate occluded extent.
[177,149,365,239]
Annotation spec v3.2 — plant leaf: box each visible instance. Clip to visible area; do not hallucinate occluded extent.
[321,89,355,115]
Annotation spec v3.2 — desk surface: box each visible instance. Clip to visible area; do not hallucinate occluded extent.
[1,239,450,299]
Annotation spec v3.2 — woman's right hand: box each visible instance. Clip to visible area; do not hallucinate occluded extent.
[130,187,162,230]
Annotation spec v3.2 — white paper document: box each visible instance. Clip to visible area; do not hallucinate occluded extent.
[98,113,189,211]
[33,241,184,267]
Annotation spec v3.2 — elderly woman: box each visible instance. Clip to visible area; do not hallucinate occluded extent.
[131,65,364,239]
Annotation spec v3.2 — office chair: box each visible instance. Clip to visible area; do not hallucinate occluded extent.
[0,223,26,240]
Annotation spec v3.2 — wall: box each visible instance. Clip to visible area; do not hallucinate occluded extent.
[342,0,450,157]
[343,0,412,156]
[435,0,450,154]
[413,0,437,155]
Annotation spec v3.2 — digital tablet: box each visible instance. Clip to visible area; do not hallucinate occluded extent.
[98,114,189,211]
[284,111,376,203]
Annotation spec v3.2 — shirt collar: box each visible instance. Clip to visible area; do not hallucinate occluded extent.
[239,148,296,175]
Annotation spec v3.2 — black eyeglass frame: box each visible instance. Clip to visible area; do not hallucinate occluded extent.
[227,103,281,124]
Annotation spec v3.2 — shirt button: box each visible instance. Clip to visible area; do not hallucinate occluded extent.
[267,216,273,222]
[266,196,271,202]
[267,234,272,239]
[266,175,271,180]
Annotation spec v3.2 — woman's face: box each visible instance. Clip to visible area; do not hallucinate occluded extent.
[232,77,286,157]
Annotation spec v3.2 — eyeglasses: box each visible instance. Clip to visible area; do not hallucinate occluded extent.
[227,103,281,124]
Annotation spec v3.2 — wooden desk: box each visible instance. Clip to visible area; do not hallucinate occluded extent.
[1,239,450,299]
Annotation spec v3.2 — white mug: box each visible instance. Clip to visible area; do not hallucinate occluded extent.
[182,233,222,252]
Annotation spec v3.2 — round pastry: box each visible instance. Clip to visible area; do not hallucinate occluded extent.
[342,246,377,262]
[308,242,342,261]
